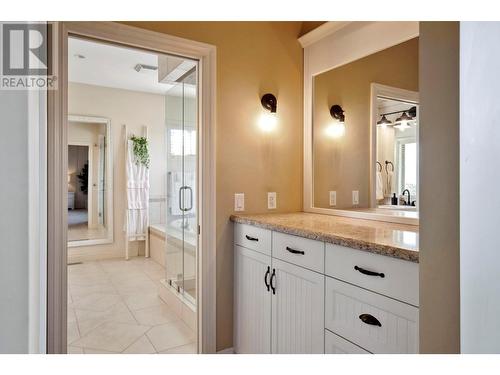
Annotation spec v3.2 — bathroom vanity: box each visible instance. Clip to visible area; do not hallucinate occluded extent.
[231,212,419,354]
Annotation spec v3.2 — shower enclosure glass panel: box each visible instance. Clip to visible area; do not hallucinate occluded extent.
[165,63,198,307]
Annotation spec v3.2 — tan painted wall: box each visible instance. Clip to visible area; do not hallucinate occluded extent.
[122,21,305,350]
[68,82,166,262]
[312,38,419,209]
[419,22,460,353]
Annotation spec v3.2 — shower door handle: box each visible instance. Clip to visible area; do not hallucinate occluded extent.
[185,186,193,212]
[179,186,193,212]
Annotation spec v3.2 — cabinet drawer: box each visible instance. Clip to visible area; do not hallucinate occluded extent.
[272,231,324,273]
[325,243,418,306]
[234,223,272,256]
[325,277,419,354]
[325,330,370,354]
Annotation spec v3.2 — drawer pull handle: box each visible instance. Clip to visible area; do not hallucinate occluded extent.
[245,235,259,241]
[359,313,382,327]
[264,266,270,292]
[270,268,276,295]
[354,265,385,278]
[286,246,305,255]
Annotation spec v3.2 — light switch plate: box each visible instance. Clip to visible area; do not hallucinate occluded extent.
[329,191,337,206]
[352,190,359,205]
[234,193,245,211]
[267,192,277,209]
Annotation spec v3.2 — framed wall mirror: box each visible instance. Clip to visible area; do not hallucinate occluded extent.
[304,23,419,224]
[67,115,113,247]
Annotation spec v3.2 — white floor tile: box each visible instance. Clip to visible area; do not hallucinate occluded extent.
[122,335,157,354]
[159,342,197,354]
[146,321,195,352]
[132,304,179,326]
[122,292,164,311]
[72,322,150,352]
[72,292,122,312]
[68,258,195,355]
[67,321,80,345]
[67,346,84,354]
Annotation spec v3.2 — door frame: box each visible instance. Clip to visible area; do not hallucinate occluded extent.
[47,21,217,353]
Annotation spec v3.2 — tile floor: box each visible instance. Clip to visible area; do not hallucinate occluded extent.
[67,257,197,354]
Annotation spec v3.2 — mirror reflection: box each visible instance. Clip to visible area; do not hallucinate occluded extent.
[312,37,419,215]
[67,116,112,243]
[376,97,418,211]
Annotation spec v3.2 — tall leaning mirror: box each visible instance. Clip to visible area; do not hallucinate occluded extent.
[67,115,113,247]
[311,37,419,221]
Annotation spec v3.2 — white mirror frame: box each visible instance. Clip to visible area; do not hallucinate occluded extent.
[67,114,114,247]
[301,21,420,225]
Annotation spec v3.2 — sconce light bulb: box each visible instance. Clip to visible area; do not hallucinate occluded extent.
[258,112,278,132]
[326,121,345,138]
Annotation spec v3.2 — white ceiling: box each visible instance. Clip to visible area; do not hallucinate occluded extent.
[68,37,197,96]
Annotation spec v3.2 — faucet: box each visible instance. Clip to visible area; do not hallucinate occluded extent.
[402,189,411,206]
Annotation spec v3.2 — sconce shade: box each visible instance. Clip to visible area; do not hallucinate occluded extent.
[377,115,392,126]
[261,93,277,113]
[330,105,345,123]
[395,111,413,123]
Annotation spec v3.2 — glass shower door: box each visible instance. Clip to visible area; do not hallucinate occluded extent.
[165,63,198,307]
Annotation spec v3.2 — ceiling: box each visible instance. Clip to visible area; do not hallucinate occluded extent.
[68,37,197,97]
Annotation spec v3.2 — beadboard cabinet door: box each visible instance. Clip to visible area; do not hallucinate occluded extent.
[271,258,325,353]
[234,245,272,354]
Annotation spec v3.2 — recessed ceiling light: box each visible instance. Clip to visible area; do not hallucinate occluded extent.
[74,54,86,59]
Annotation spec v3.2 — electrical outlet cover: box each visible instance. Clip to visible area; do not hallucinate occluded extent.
[268,192,277,209]
[329,191,337,206]
[234,193,245,211]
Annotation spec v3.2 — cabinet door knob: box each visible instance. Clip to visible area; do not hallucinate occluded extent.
[359,313,382,327]
[354,265,385,278]
[245,235,259,241]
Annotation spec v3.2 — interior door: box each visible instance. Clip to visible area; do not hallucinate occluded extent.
[271,258,325,354]
[234,245,272,354]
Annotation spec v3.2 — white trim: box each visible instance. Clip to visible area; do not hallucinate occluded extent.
[28,82,47,354]
[302,21,420,226]
[298,21,351,48]
[369,83,419,209]
[67,115,114,248]
[50,21,217,354]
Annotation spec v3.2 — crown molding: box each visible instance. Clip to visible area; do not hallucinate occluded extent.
[298,21,351,48]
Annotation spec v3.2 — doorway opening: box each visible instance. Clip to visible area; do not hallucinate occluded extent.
[65,34,199,354]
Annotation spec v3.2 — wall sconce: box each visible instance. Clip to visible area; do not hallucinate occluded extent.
[326,104,346,138]
[258,93,278,132]
[394,106,417,131]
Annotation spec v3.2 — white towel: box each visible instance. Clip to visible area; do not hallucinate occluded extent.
[385,170,394,197]
[376,171,384,201]
[125,140,149,239]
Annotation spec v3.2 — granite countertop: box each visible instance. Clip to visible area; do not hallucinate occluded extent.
[230,212,419,263]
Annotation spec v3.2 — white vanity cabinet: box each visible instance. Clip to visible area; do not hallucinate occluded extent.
[234,245,272,354]
[233,222,419,354]
[271,258,324,353]
[234,224,325,354]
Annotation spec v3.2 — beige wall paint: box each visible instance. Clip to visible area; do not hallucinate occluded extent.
[122,21,304,350]
[419,22,460,353]
[312,38,419,209]
[68,82,166,261]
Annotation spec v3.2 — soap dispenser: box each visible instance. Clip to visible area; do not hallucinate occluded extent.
[391,193,398,205]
